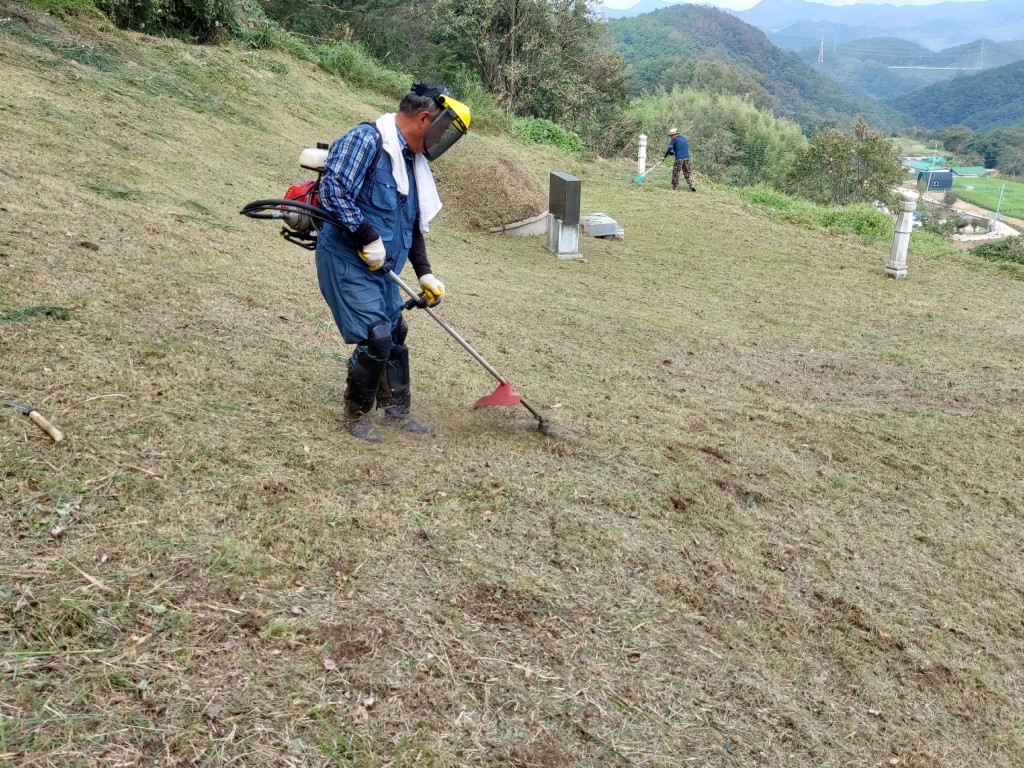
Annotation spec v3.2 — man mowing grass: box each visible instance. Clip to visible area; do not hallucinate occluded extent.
[664,126,697,193]
[315,82,471,442]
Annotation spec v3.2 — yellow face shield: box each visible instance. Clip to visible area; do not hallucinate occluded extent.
[423,93,471,162]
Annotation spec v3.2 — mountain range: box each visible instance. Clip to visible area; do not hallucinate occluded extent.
[795,37,1024,100]
[606,4,904,131]
[597,0,1024,50]
[893,58,1024,130]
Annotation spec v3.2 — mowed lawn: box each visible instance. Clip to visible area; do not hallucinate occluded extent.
[2,6,1024,768]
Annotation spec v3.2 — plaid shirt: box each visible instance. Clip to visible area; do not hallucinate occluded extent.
[318,121,431,275]
[318,123,385,231]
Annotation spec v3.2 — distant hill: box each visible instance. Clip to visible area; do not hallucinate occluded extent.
[606,4,903,132]
[892,59,1024,131]
[596,0,735,20]
[798,38,1024,100]
[597,0,675,19]
[736,0,1024,51]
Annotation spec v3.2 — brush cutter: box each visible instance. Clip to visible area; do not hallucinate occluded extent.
[385,270,552,434]
[633,157,666,183]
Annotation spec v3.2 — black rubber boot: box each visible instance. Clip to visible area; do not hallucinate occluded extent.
[343,410,382,443]
[343,325,391,443]
[382,405,435,434]
[374,339,434,433]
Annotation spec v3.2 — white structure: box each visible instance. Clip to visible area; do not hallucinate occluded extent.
[488,211,549,237]
[638,134,648,176]
[546,214,582,260]
[886,189,918,279]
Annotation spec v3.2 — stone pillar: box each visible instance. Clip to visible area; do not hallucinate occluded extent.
[546,172,583,260]
[886,190,918,279]
[637,134,648,176]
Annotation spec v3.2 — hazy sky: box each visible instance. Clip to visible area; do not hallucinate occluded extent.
[599,0,986,11]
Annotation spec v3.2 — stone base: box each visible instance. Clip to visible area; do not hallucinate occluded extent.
[580,213,622,238]
[885,265,908,279]
[546,214,582,259]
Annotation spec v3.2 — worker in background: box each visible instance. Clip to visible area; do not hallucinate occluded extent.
[664,127,697,192]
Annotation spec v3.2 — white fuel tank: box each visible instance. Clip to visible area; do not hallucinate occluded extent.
[299,147,328,172]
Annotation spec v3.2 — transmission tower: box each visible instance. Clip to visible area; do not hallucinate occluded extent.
[818,39,825,63]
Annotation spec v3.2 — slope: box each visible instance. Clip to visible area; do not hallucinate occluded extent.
[607,4,903,132]
[892,59,1024,131]
[3,3,1024,767]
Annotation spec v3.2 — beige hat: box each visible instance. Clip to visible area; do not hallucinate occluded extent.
[668,127,679,134]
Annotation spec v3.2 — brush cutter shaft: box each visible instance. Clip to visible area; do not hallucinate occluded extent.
[641,158,665,177]
[388,271,506,384]
[386,271,549,427]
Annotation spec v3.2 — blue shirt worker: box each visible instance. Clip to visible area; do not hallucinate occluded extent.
[315,82,471,442]
[664,127,697,192]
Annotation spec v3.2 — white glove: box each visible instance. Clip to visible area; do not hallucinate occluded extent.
[358,238,386,271]
[418,273,445,305]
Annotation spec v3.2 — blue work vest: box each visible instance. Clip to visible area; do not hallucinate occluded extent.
[316,130,420,343]
[354,138,418,270]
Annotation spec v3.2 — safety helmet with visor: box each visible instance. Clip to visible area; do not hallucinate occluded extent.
[413,82,471,162]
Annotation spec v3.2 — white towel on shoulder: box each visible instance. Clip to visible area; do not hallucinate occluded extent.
[375,113,442,233]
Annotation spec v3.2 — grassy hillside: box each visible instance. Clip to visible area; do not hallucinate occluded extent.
[3,4,1024,767]
[607,4,904,132]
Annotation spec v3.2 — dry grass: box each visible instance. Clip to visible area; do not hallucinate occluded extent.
[2,4,1024,767]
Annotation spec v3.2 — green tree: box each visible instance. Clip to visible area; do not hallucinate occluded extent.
[942,124,973,154]
[784,119,902,206]
[257,0,432,66]
[631,86,805,186]
[427,0,628,146]
[964,128,1024,172]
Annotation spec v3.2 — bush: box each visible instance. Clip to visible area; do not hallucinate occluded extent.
[231,0,315,61]
[436,66,508,135]
[740,186,894,240]
[740,185,796,211]
[96,0,237,42]
[971,236,1024,265]
[943,190,958,205]
[817,204,894,238]
[512,116,584,156]
[315,41,410,99]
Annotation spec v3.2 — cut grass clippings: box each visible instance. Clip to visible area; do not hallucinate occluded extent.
[0,306,71,323]
[2,4,1024,767]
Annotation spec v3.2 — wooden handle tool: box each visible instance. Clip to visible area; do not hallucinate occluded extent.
[3,400,65,442]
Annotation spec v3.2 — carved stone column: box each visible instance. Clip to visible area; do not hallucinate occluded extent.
[886,190,918,279]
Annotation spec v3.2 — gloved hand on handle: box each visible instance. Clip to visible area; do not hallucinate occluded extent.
[418,273,445,306]
[358,238,387,271]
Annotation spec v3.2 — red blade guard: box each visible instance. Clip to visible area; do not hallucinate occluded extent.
[473,382,522,409]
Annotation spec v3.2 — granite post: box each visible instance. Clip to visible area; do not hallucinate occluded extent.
[886,190,918,279]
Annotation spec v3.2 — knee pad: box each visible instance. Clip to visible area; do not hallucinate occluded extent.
[365,322,393,361]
